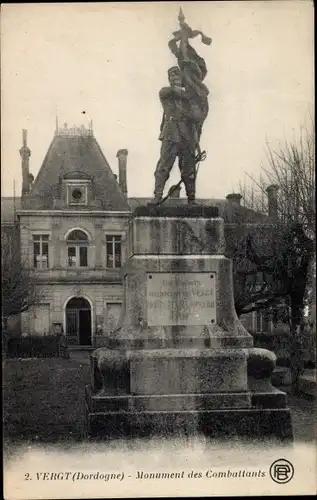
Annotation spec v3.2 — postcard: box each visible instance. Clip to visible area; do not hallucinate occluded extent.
[2,1,315,498]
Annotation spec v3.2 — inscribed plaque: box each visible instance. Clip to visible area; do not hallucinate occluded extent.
[147,272,216,326]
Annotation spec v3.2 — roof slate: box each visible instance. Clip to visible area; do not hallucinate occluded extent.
[24,134,130,211]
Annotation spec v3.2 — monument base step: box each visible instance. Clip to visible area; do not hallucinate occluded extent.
[85,386,288,412]
[85,386,251,412]
[85,385,293,441]
[97,335,253,350]
[84,405,293,441]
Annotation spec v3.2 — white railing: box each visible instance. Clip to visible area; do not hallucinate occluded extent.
[56,125,93,137]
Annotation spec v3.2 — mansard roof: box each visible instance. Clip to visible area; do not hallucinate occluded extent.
[23,127,130,211]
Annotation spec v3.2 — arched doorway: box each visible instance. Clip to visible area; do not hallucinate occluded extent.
[65,297,92,346]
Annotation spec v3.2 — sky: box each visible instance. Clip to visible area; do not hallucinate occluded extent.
[1,1,314,199]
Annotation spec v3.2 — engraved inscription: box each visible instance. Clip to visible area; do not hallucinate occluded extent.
[147,273,216,326]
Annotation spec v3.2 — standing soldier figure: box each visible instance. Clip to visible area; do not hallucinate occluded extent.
[149,9,211,205]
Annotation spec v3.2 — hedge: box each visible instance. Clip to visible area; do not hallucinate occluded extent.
[6,335,69,358]
[253,331,316,367]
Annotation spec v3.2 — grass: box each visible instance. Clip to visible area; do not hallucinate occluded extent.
[3,357,316,444]
[3,357,90,443]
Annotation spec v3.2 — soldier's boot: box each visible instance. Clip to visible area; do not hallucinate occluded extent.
[187,197,197,205]
[148,170,169,206]
[148,186,164,206]
[183,174,197,205]
[147,195,162,206]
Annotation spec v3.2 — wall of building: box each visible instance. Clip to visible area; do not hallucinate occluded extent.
[240,309,289,334]
[19,213,129,270]
[21,282,124,341]
[19,212,129,342]
[15,213,290,343]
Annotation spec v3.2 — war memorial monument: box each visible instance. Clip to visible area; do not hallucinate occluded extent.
[85,9,293,441]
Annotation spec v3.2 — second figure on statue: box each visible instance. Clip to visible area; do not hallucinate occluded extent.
[149,9,211,206]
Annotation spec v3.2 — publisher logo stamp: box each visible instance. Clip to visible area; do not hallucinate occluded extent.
[269,459,294,484]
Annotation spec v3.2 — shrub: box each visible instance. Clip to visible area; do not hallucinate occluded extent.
[7,334,69,358]
[252,330,316,369]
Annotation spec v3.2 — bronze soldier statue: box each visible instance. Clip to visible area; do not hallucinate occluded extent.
[149,9,211,205]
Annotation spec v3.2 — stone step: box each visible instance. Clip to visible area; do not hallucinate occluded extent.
[85,406,293,441]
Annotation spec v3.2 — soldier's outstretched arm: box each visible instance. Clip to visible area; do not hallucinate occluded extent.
[159,86,189,103]
[159,86,176,100]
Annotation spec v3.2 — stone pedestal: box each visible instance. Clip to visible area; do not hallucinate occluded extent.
[85,206,293,441]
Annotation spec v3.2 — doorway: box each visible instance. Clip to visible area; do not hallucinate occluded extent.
[65,297,92,345]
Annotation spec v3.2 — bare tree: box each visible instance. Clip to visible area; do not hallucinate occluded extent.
[1,227,41,350]
[243,113,315,236]
[231,223,313,314]
[239,175,267,215]
[235,114,315,391]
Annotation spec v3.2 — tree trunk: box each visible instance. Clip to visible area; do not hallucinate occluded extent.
[2,317,9,357]
[289,300,305,393]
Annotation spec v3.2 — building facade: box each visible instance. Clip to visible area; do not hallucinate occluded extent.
[7,124,132,346]
[1,124,283,346]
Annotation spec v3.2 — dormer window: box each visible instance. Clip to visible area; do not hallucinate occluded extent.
[67,184,87,205]
[60,171,93,208]
[72,188,83,201]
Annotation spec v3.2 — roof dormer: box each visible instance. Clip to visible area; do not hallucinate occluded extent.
[58,171,94,208]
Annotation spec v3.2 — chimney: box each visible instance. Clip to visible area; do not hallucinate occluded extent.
[28,173,34,190]
[226,193,242,205]
[116,149,128,198]
[266,184,279,219]
[19,129,32,197]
